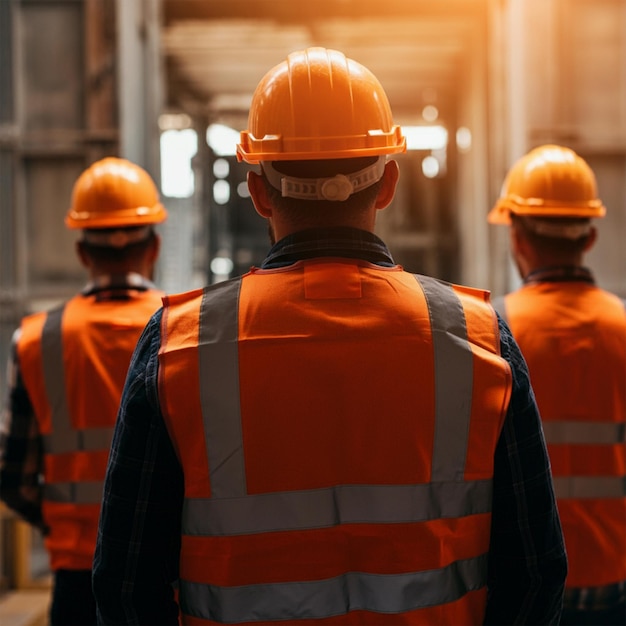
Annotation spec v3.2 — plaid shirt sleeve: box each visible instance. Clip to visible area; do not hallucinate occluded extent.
[0,329,47,533]
[484,315,567,625]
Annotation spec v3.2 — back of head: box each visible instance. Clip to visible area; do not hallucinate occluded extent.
[66,157,167,275]
[488,145,606,236]
[237,47,406,203]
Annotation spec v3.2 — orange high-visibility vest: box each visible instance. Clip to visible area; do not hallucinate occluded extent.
[496,281,626,590]
[159,259,512,625]
[17,288,164,571]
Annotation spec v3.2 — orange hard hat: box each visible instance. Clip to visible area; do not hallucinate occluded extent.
[237,47,406,164]
[487,144,606,224]
[65,157,168,229]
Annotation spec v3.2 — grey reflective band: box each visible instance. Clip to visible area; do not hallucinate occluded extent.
[43,481,105,504]
[262,156,386,201]
[41,306,73,454]
[563,580,626,610]
[42,427,115,454]
[180,554,487,623]
[416,275,473,481]
[40,305,114,455]
[199,279,246,498]
[553,476,626,499]
[183,480,493,536]
[542,420,626,445]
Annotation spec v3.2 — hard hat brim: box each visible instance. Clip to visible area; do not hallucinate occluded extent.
[487,198,606,225]
[65,203,168,230]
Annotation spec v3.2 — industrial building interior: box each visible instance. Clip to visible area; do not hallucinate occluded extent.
[0,0,625,622]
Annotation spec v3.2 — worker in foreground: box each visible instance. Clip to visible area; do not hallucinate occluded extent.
[487,144,626,626]
[0,157,167,625]
[93,48,566,625]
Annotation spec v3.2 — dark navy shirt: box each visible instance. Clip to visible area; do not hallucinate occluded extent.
[92,228,567,625]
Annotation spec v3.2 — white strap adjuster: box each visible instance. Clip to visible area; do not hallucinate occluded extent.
[262,156,386,201]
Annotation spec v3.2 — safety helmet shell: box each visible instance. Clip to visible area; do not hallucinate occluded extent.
[65,157,168,229]
[488,144,606,224]
[237,47,406,163]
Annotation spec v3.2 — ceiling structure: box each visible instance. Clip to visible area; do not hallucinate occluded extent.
[161,0,489,128]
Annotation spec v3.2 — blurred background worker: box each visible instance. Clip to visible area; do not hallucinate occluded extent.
[488,144,626,626]
[93,48,566,625]
[0,157,167,626]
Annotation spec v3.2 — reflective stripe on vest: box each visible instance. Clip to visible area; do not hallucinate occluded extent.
[542,420,625,445]
[552,476,626,499]
[419,275,473,482]
[40,305,110,501]
[181,555,488,623]
[177,272,493,622]
[183,481,492,536]
[42,481,105,504]
[543,421,626,499]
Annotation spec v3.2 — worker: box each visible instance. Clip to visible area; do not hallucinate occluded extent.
[0,157,168,626]
[487,144,626,626]
[92,48,567,625]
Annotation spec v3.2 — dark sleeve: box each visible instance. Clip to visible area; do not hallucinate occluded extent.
[0,331,46,532]
[483,315,567,625]
[93,309,183,625]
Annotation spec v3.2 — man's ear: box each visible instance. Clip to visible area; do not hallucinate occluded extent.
[374,160,399,210]
[509,221,525,254]
[510,221,539,269]
[583,225,598,252]
[148,233,161,263]
[247,170,273,218]
[76,240,90,268]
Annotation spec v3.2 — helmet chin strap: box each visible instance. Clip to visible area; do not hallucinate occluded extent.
[261,156,386,201]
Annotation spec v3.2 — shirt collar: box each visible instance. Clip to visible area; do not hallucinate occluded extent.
[261,227,396,269]
[524,266,595,285]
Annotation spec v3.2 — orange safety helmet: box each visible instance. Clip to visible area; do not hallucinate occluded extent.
[487,144,606,225]
[237,47,406,164]
[65,157,168,229]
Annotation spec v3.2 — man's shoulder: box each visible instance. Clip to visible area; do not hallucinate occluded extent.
[162,286,206,310]
[160,280,243,336]
[17,298,69,347]
[598,287,626,310]
[410,273,496,314]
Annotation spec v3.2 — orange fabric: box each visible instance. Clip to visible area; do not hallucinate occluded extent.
[179,515,493,585]
[549,443,626,477]
[159,288,212,498]
[160,260,511,623]
[42,502,101,571]
[18,289,164,570]
[504,282,626,588]
[238,265,437,491]
[45,450,110,483]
